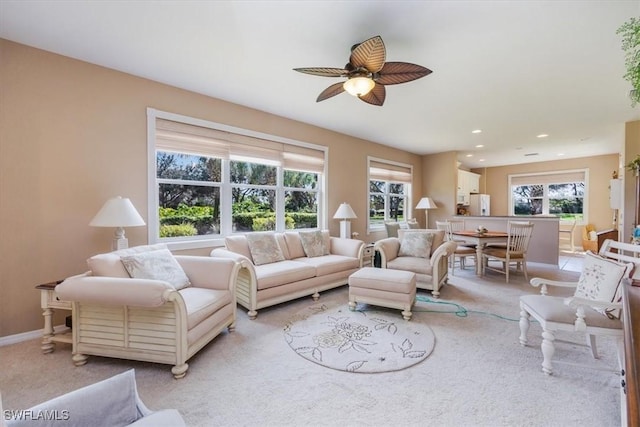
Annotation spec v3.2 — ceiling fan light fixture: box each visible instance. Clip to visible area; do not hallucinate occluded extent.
[343,76,375,97]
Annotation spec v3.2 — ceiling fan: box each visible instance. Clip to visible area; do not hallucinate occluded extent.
[294,35,432,106]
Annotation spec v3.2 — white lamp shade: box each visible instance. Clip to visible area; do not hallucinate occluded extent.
[415,197,437,210]
[90,196,146,227]
[333,203,357,219]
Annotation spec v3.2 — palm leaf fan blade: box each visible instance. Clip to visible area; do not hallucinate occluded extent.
[358,83,385,106]
[349,35,386,73]
[375,62,433,85]
[293,67,348,77]
[316,82,346,102]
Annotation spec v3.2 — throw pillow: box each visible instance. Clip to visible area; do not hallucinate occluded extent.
[385,222,400,238]
[574,251,633,319]
[398,231,434,259]
[120,249,191,290]
[407,221,420,229]
[246,233,285,266]
[299,230,327,258]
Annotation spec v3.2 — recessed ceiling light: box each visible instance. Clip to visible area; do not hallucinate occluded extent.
[465,154,473,157]
[479,159,485,162]
[472,129,482,134]
[537,134,549,138]
[558,153,565,156]
[475,144,484,148]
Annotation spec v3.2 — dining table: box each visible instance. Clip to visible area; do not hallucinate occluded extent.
[451,230,509,276]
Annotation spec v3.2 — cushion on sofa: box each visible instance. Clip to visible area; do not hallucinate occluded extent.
[284,232,306,259]
[88,243,168,277]
[387,256,434,275]
[398,229,445,253]
[225,235,254,263]
[253,260,317,290]
[246,232,285,266]
[398,231,434,258]
[299,230,328,257]
[293,254,360,276]
[121,249,191,290]
[180,287,233,330]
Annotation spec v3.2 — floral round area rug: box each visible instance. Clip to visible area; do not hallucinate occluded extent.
[283,303,435,373]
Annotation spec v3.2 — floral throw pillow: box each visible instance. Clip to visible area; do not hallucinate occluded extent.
[120,249,191,290]
[246,233,285,266]
[299,230,327,258]
[574,251,633,319]
[398,232,434,259]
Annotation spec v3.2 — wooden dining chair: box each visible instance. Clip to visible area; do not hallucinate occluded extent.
[436,220,476,275]
[481,221,534,283]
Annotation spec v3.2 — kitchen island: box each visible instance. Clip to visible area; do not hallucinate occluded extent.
[454,215,559,265]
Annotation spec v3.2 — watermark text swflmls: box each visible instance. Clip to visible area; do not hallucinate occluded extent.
[3,409,70,421]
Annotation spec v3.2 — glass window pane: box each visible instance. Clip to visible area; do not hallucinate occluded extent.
[389,183,405,195]
[284,170,318,189]
[389,196,405,221]
[157,152,221,182]
[232,188,276,232]
[230,161,276,185]
[370,180,385,193]
[369,194,385,226]
[158,184,220,236]
[549,182,585,198]
[285,190,317,229]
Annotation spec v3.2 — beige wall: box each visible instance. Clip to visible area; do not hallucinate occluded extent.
[472,154,620,248]
[0,40,424,337]
[421,151,458,227]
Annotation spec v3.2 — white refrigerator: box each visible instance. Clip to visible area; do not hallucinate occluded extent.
[468,194,490,216]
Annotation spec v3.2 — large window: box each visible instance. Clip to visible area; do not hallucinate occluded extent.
[148,109,325,249]
[368,158,413,230]
[510,170,587,222]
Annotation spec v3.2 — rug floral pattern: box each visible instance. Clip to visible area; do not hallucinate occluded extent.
[284,304,435,373]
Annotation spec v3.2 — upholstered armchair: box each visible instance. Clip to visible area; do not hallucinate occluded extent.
[56,244,240,379]
[374,229,456,298]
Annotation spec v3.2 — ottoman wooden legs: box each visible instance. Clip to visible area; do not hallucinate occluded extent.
[348,267,417,320]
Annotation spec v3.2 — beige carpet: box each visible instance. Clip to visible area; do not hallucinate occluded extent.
[0,257,623,426]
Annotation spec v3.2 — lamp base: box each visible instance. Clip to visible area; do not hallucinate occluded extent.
[339,220,351,239]
[112,227,128,251]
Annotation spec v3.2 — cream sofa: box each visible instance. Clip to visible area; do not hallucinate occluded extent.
[211,231,364,319]
[374,229,457,298]
[55,244,240,379]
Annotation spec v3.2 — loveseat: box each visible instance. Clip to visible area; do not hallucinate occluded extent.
[211,230,364,319]
[55,244,240,379]
[374,229,457,298]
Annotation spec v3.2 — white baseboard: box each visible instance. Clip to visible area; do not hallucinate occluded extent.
[0,325,69,347]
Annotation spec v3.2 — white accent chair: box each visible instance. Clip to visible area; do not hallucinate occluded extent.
[519,239,640,375]
[481,221,534,283]
[56,244,240,379]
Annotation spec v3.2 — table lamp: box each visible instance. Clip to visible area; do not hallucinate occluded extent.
[415,197,437,228]
[90,196,146,250]
[333,202,357,239]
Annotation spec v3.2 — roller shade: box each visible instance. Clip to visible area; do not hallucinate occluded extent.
[369,160,412,183]
[511,171,585,186]
[156,118,325,171]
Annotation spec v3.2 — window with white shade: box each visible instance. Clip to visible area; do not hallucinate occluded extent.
[148,109,326,249]
[367,157,413,231]
[509,170,587,222]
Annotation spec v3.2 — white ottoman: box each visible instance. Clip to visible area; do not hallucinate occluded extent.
[348,267,417,320]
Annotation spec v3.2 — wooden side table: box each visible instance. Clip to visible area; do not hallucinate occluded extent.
[362,243,375,267]
[36,280,72,354]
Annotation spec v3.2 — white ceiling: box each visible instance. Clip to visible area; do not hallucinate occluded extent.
[1,1,638,168]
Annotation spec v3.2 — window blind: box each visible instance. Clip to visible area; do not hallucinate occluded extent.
[156,118,325,171]
[510,171,585,186]
[369,160,412,183]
